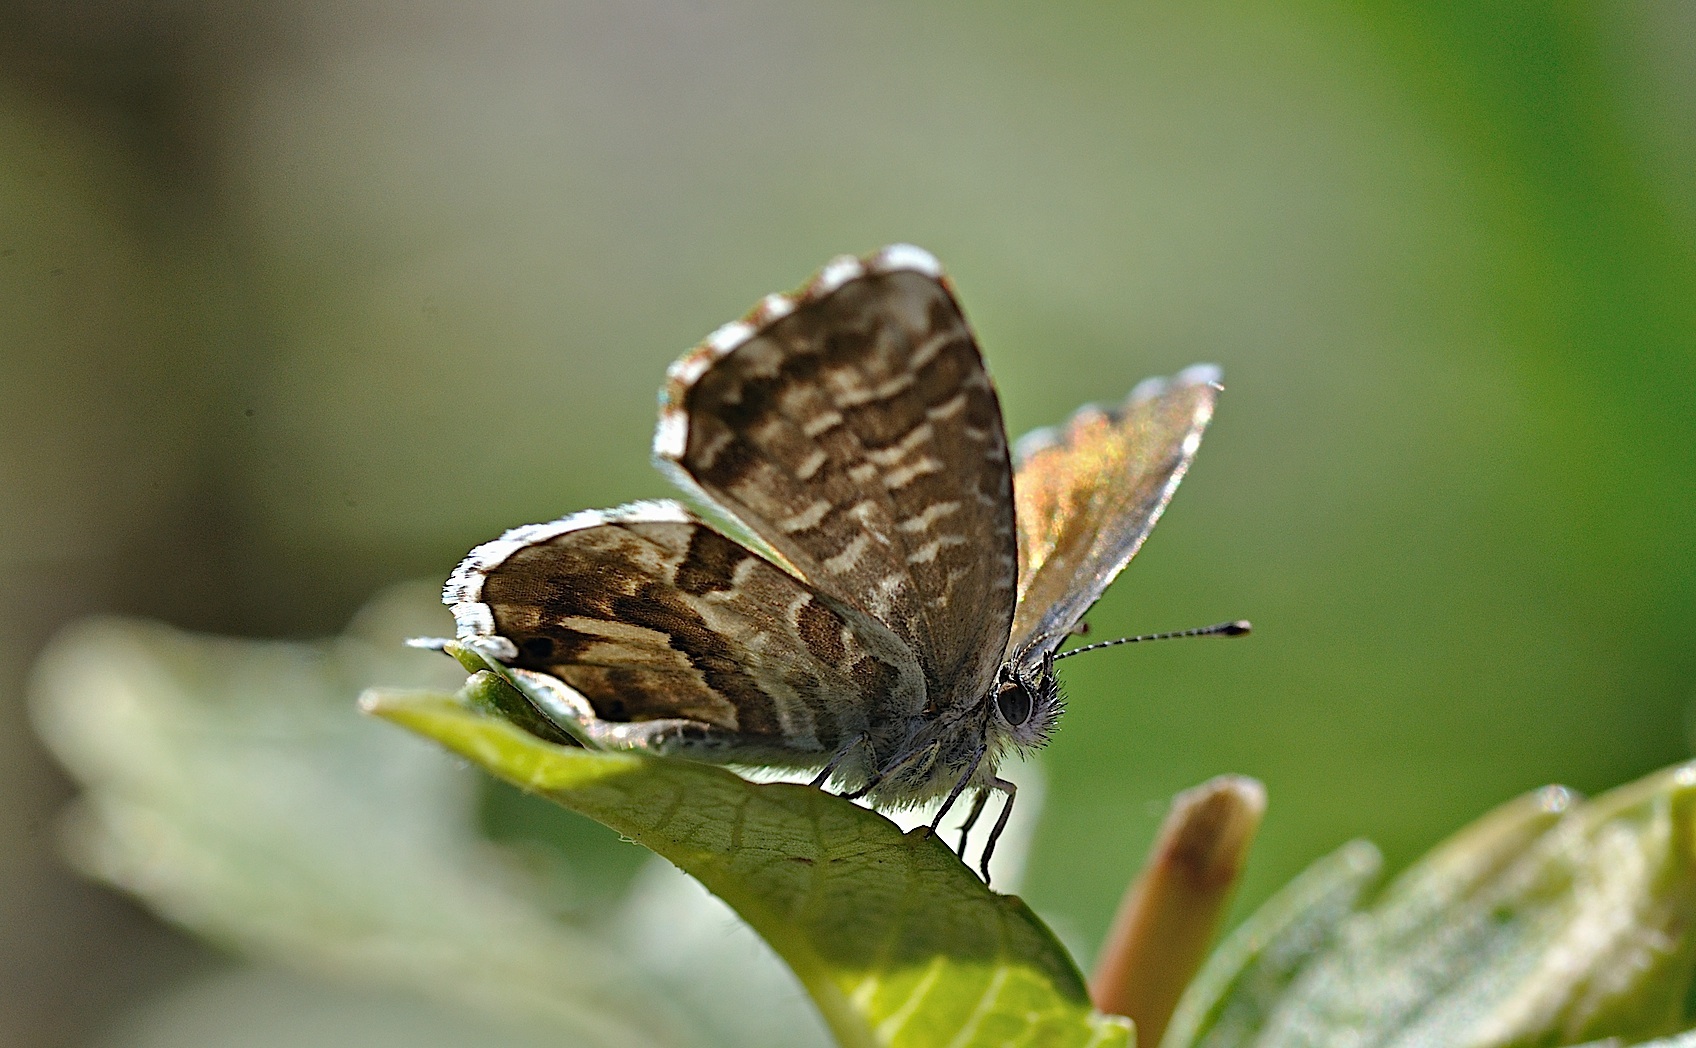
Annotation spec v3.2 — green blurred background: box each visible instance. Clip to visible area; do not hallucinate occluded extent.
[4,1,1694,1045]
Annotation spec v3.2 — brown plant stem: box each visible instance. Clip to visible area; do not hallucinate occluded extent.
[1088,774,1267,1046]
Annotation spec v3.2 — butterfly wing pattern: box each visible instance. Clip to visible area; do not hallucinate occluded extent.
[447,500,928,769]
[654,247,1019,739]
[441,245,1225,877]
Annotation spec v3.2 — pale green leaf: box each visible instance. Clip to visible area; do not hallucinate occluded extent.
[29,591,701,1048]
[364,673,1133,1048]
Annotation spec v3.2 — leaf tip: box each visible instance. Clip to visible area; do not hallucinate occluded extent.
[1163,774,1267,890]
[1534,783,1579,814]
[1090,774,1269,1042]
[1336,838,1384,876]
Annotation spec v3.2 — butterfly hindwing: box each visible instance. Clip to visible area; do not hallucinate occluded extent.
[655,247,1018,709]
[446,500,928,769]
[1007,365,1222,668]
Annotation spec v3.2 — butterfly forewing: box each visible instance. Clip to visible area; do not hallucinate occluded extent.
[455,500,927,767]
[1008,366,1221,667]
[657,254,1018,708]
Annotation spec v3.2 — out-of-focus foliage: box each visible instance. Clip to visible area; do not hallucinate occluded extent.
[28,588,839,1048]
[5,2,1694,1045]
[1167,768,1696,1048]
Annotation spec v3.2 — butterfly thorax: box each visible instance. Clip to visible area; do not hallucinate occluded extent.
[857,652,1061,808]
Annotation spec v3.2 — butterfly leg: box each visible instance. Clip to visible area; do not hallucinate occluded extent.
[955,789,992,854]
[977,777,1018,882]
[927,747,987,833]
[809,733,869,790]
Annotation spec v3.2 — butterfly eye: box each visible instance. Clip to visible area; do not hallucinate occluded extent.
[996,680,1034,727]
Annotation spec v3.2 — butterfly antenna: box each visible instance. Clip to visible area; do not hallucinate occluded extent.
[1054,620,1252,661]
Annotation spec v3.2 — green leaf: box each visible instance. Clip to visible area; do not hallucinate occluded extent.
[364,672,1133,1048]
[1161,840,1383,1048]
[1165,766,1696,1048]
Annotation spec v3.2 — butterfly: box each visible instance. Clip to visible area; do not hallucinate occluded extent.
[439,245,1240,878]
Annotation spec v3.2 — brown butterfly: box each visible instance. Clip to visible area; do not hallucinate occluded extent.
[436,246,1243,876]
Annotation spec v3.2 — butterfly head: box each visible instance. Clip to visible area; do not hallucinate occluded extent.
[988,654,1062,751]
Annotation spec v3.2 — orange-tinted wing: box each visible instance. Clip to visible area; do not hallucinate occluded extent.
[1007,366,1221,669]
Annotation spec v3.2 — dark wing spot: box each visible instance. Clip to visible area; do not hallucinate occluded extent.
[673,527,748,595]
[924,296,957,341]
[511,625,599,669]
[692,431,760,489]
[819,325,876,368]
[519,636,555,660]
[701,367,782,431]
[794,597,848,666]
[847,654,900,699]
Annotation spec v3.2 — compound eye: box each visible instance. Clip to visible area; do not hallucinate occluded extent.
[996,680,1034,727]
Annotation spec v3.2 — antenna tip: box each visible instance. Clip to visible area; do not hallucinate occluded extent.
[1222,620,1252,636]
